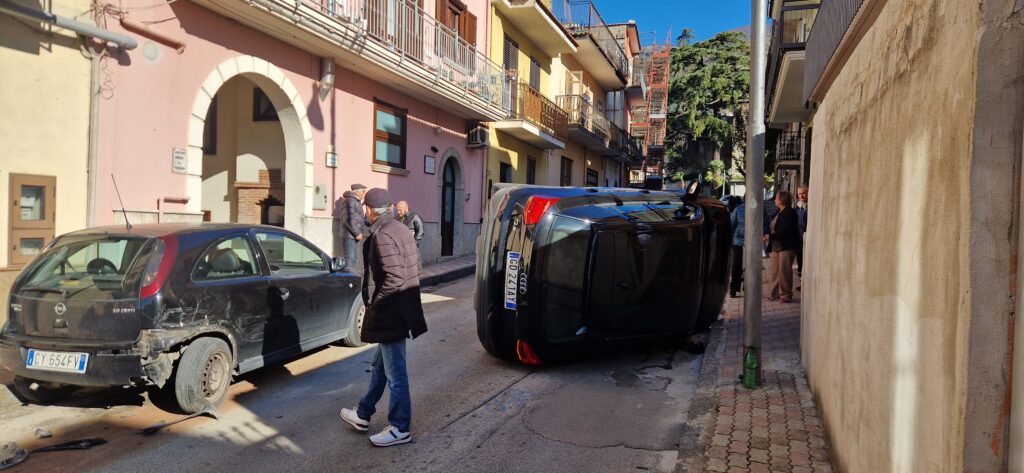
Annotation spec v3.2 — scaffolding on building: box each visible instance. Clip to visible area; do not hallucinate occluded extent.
[628,31,671,188]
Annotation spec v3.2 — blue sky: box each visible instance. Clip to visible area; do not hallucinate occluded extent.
[593,0,751,43]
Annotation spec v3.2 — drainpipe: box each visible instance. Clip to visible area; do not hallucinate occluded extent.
[0,1,137,49]
[1008,132,1024,471]
[84,41,99,228]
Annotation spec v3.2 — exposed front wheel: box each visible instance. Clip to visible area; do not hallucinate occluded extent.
[172,337,233,414]
[341,298,367,347]
[8,376,74,404]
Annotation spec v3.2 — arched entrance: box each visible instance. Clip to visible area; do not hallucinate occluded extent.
[185,56,313,232]
[437,150,464,257]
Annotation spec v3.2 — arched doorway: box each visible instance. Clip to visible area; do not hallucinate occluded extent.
[185,56,314,232]
[441,158,457,256]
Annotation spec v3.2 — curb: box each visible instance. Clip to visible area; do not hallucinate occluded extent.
[675,317,729,473]
[420,264,475,288]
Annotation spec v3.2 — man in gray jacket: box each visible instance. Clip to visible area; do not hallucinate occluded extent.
[337,183,367,271]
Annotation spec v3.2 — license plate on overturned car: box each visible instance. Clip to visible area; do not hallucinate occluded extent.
[26,349,88,374]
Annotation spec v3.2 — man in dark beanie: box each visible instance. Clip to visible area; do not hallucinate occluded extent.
[337,183,367,272]
[340,188,427,447]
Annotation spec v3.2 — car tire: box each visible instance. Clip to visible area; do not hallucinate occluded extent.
[8,377,74,404]
[341,298,367,348]
[172,337,233,414]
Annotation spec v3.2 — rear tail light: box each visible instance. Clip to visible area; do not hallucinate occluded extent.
[140,236,178,299]
[516,340,543,365]
[524,196,559,225]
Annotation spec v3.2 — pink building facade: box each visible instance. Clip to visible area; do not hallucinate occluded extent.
[95,0,506,262]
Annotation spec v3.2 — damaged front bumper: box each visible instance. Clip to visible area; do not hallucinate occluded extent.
[0,329,189,388]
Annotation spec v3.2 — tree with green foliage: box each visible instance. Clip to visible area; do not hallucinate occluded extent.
[667,29,750,181]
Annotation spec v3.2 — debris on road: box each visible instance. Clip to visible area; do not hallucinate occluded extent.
[33,438,107,453]
[0,442,27,470]
[33,429,51,440]
[137,405,220,436]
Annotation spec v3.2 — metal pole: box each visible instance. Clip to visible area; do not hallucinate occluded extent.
[743,0,768,389]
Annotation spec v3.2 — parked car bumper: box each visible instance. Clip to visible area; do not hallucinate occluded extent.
[0,335,145,387]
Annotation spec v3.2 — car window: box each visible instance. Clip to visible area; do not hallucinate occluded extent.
[192,235,258,281]
[254,231,326,275]
[20,235,150,300]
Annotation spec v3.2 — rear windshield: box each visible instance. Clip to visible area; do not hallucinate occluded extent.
[18,235,152,300]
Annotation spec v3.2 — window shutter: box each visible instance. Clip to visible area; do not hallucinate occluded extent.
[461,11,477,46]
[529,57,540,90]
[503,36,518,73]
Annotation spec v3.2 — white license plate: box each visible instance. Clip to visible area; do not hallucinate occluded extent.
[26,349,88,374]
[504,251,521,310]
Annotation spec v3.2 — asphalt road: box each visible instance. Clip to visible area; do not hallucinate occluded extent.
[0,277,705,473]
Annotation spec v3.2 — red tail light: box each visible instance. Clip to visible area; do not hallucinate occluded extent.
[524,196,559,225]
[516,340,543,365]
[140,236,178,299]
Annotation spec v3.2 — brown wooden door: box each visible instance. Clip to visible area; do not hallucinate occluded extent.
[441,160,455,256]
[9,174,56,266]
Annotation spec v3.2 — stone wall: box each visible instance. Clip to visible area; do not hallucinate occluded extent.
[802,0,1024,471]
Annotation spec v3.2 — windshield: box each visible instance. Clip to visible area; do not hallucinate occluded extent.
[19,235,152,300]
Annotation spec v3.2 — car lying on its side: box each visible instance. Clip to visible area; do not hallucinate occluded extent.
[0,224,365,413]
[475,185,731,365]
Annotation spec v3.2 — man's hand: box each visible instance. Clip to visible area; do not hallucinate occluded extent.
[762,234,769,242]
[356,234,364,241]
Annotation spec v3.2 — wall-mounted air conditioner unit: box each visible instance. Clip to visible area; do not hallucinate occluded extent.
[467,126,489,148]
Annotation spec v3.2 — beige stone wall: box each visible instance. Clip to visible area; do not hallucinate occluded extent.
[802,0,983,471]
[0,0,95,326]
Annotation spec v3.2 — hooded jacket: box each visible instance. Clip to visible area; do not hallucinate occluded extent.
[337,191,366,240]
[360,213,428,343]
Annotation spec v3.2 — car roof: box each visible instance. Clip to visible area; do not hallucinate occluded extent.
[63,223,290,239]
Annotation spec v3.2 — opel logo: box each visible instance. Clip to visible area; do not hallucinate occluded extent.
[54,303,67,316]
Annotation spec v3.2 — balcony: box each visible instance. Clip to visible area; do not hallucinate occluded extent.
[551,0,629,88]
[773,129,803,167]
[626,55,648,106]
[558,94,612,152]
[493,82,568,149]
[192,0,508,121]
[766,0,820,125]
[492,0,577,55]
[605,122,641,163]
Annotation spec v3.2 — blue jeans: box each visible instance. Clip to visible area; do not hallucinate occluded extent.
[357,340,411,432]
[343,237,360,273]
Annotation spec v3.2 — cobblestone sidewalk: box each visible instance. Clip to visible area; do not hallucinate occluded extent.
[703,281,834,473]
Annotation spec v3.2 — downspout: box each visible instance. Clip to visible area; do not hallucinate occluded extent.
[84,41,99,228]
[0,1,137,49]
[1008,131,1024,471]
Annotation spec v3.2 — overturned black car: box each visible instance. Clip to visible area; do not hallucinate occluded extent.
[475,185,731,365]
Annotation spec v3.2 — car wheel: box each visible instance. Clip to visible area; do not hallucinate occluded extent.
[173,337,232,414]
[341,298,367,347]
[8,377,74,404]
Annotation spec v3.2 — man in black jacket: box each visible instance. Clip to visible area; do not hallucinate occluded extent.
[340,188,427,447]
[763,190,802,303]
[337,184,367,272]
[395,200,424,247]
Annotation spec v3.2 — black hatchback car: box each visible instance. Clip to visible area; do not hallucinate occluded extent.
[0,224,364,413]
[475,185,731,365]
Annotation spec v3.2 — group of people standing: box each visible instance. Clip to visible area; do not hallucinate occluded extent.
[334,183,428,447]
[728,186,809,303]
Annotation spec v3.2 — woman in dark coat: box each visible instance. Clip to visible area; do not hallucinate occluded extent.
[763,190,801,302]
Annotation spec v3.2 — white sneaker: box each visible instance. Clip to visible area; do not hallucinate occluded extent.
[339,408,369,432]
[369,425,411,447]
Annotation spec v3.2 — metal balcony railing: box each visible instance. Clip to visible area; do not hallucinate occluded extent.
[558,94,610,143]
[550,0,629,81]
[306,0,506,109]
[775,130,802,161]
[504,81,569,139]
[629,56,648,89]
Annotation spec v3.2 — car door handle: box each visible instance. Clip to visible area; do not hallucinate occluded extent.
[278,288,290,301]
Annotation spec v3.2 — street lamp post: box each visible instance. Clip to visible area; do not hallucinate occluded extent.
[743,0,768,389]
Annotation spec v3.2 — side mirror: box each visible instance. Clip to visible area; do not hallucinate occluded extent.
[331,257,346,273]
